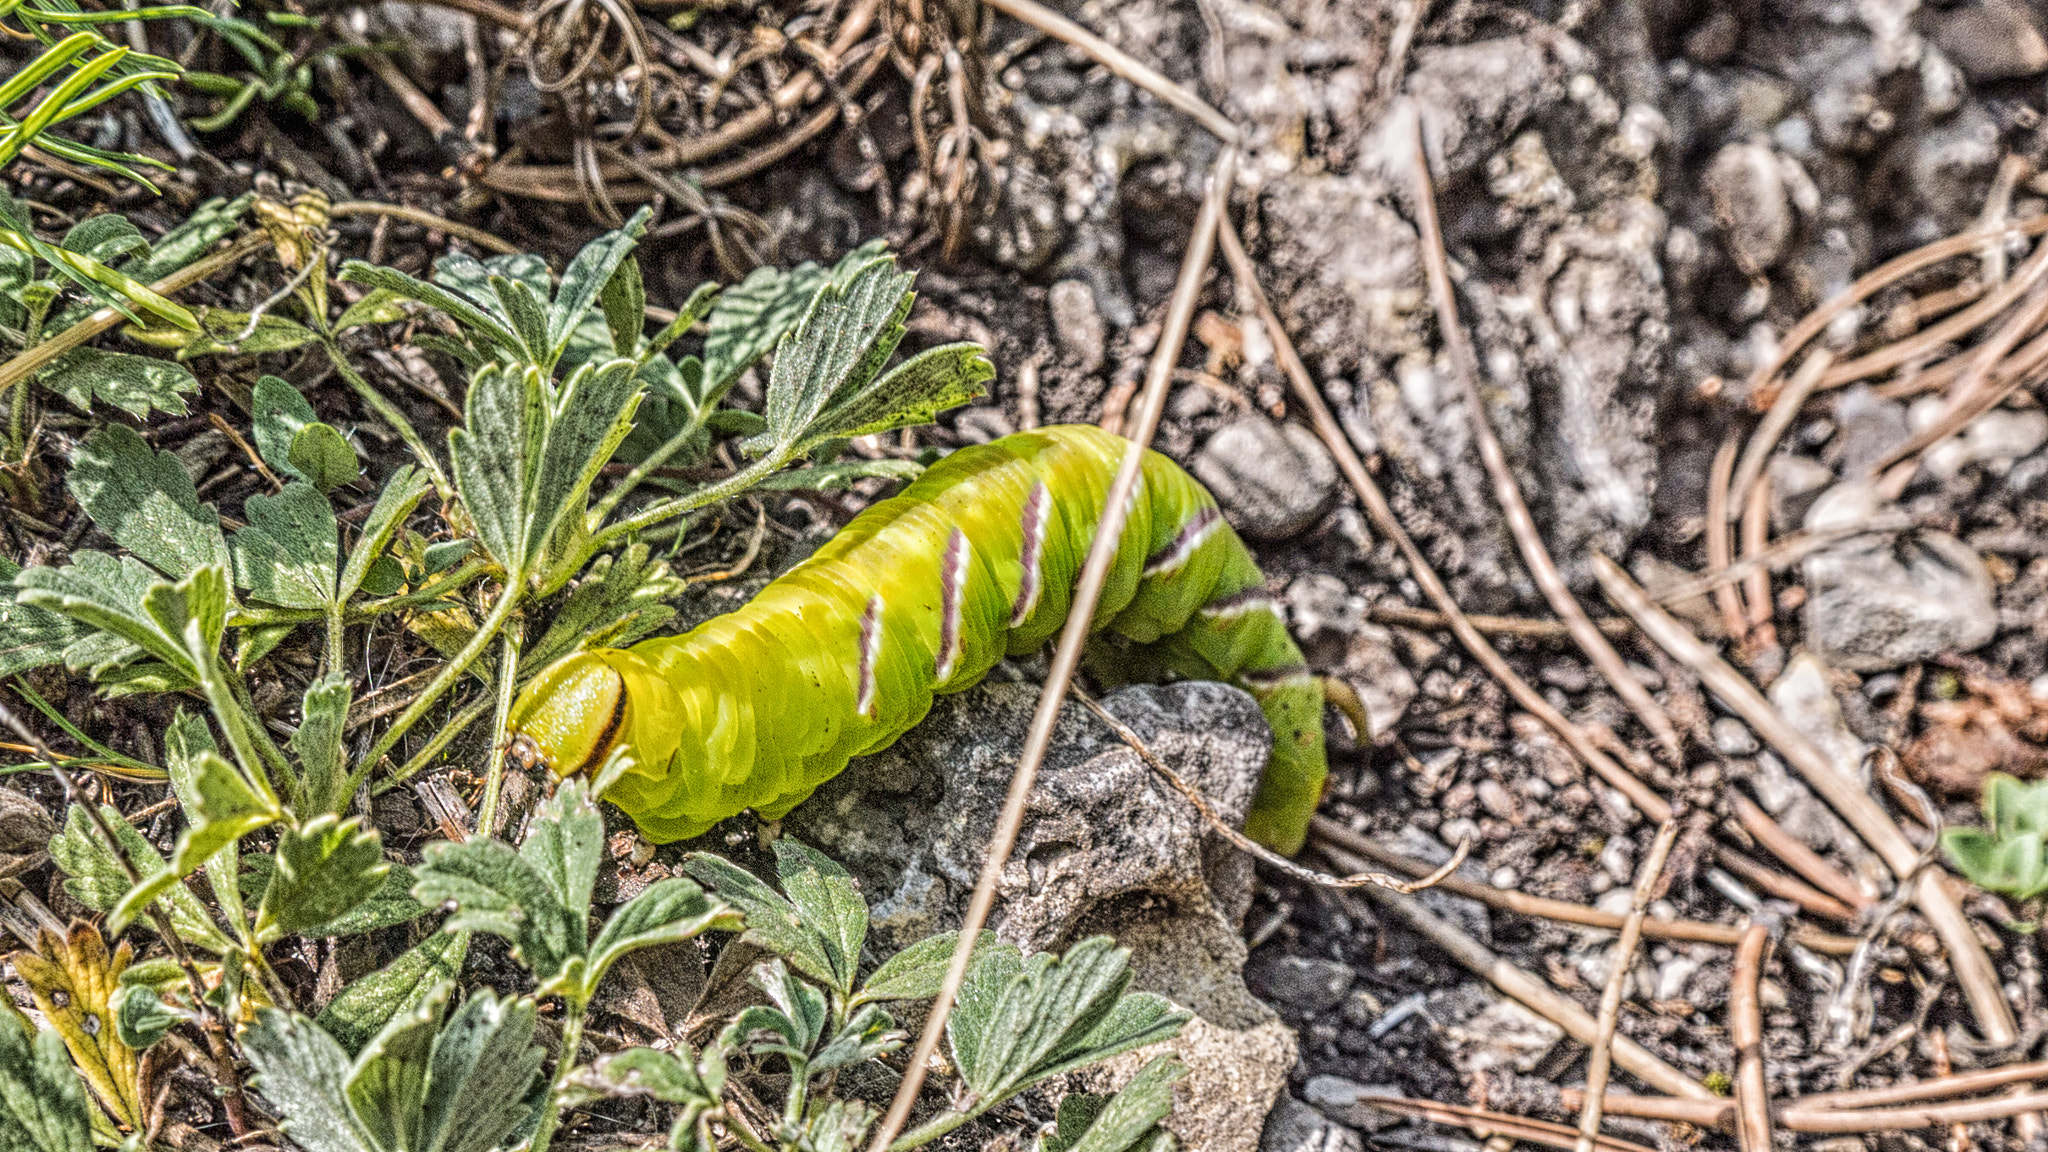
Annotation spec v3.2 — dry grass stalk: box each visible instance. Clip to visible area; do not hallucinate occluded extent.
[1706,435,1748,640]
[1366,1096,1659,1152]
[1730,793,1872,913]
[1590,554,2018,1045]
[1365,603,1630,640]
[1732,921,1773,1152]
[978,0,1238,142]
[865,145,1239,1152]
[1575,819,1681,1152]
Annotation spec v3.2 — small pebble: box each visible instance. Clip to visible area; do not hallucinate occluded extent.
[1489,866,1520,889]
[1302,1077,1403,1133]
[1711,717,1760,756]
[1476,779,1519,821]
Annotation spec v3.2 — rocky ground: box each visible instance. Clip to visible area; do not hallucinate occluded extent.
[16,0,2048,1147]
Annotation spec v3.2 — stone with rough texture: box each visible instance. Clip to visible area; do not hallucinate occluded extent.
[1262,1096,1365,1152]
[1301,1077,1403,1132]
[1192,417,1341,540]
[1082,1015,1297,1152]
[1801,482,1997,671]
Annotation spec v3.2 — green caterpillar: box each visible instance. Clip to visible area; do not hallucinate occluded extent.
[508,424,1327,853]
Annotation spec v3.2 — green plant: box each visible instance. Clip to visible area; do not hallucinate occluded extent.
[1943,772,2048,901]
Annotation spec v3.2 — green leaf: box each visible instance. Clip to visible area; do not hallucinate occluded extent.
[121,194,251,286]
[1046,1056,1186,1152]
[422,539,472,575]
[859,930,995,1004]
[523,542,680,672]
[61,214,148,265]
[37,346,196,418]
[598,252,645,359]
[125,745,276,929]
[810,1002,902,1073]
[490,274,550,366]
[257,816,389,942]
[700,240,882,395]
[548,209,649,368]
[683,852,839,993]
[773,839,867,998]
[316,932,467,1055]
[244,854,426,937]
[946,940,1023,1094]
[417,989,545,1152]
[338,261,518,357]
[49,804,232,954]
[333,287,410,331]
[288,423,360,493]
[756,255,915,453]
[252,375,319,482]
[526,357,642,580]
[338,466,430,603]
[737,958,827,1060]
[242,1009,376,1152]
[66,422,228,579]
[343,982,444,1152]
[585,877,738,996]
[108,983,181,1052]
[754,457,924,492]
[15,560,222,687]
[563,1045,715,1108]
[0,556,86,678]
[172,307,319,358]
[0,1011,93,1152]
[294,673,351,816]
[802,1100,880,1152]
[412,840,584,993]
[522,777,604,918]
[800,342,993,448]
[232,482,339,608]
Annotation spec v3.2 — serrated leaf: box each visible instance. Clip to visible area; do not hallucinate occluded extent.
[49,804,232,954]
[490,274,550,366]
[343,982,445,1152]
[811,1001,902,1073]
[585,877,737,996]
[288,423,360,493]
[1030,990,1188,1086]
[419,989,545,1152]
[548,209,648,367]
[37,346,196,418]
[859,930,995,1004]
[16,558,212,686]
[243,854,426,938]
[524,542,680,672]
[0,556,85,678]
[413,840,584,992]
[738,958,827,1059]
[1048,1056,1186,1152]
[682,852,837,991]
[252,375,319,481]
[803,1099,879,1152]
[172,306,318,358]
[122,194,251,286]
[66,422,228,579]
[946,940,1023,1094]
[701,240,884,396]
[339,262,518,357]
[598,252,645,359]
[801,342,992,448]
[334,286,409,331]
[232,482,339,608]
[773,839,866,998]
[0,1011,93,1152]
[754,457,924,492]
[316,932,467,1055]
[128,745,275,927]
[522,777,603,918]
[294,672,351,816]
[257,816,389,942]
[563,1046,712,1110]
[446,362,544,573]
[526,357,642,583]
[243,1009,376,1152]
[339,466,430,603]
[758,256,915,452]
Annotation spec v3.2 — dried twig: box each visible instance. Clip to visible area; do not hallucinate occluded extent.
[1732,920,1774,1152]
[1367,1096,1659,1152]
[1705,435,1748,640]
[1309,818,1858,954]
[1078,687,1468,891]
[1590,554,2019,1045]
[1869,272,2048,476]
[1729,349,1833,526]
[977,0,1238,142]
[329,201,518,255]
[1405,111,1682,763]
[1575,819,1681,1152]
[1731,793,1872,913]
[864,145,1239,1152]
[1366,603,1630,640]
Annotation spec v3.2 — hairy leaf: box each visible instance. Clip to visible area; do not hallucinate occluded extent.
[585,877,738,996]
[231,482,339,609]
[107,983,179,1052]
[757,255,914,453]
[243,1009,376,1152]
[60,214,147,267]
[859,930,995,1004]
[0,556,85,678]
[316,932,467,1055]
[548,208,649,369]
[753,457,923,492]
[38,346,196,418]
[257,816,389,942]
[251,375,319,483]
[49,804,231,953]
[338,466,430,604]
[418,990,545,1152]
[413,840,583,992]
[0,1011,93,1152]
[343,982,445,1152]
[338,261,518,357]
[66,422,227,579]
[701,239,883,395]
[801,342,993,448]
[1050,1055,1186,1152]
[682,852,838,992]
[772,839,867,998]
[521,777,603,920]
[523,543,680,671]
[293,672,350,816]
[288,423,360,493]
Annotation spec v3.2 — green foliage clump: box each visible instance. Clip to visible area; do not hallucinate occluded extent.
[1943,772,2048,901]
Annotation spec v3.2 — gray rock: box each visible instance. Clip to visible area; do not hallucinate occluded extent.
[1928,0,2048,82]
[1834,386,1911,478]
[1262,1097,1365,1152]
[1769,454,1836,533]
[1404,39,1565,179]
[784,679,1277,1028]
[1801,482,1997,671]
[1048,279,1107,375]
[1917,401,2048,480]
[1084,1015,1298,1152]
[1711,717,1761,757]
[1249,955,1355,1014]
[1193,417,1340,540]
[1342,627,1417,738]
[1301,1077,1403,1133]
[1705,141,1796,275]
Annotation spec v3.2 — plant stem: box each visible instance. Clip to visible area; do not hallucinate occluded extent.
[717,1108,777,1152]
[352,585,521,791]
[319,335,453,501]
[589,410,712,523]
[323,601,345,678]
[584,448,789,560]
[527,996,588,1152]
[372,692,493,794]
[472,626,521,840]
[888,1108,975,1150]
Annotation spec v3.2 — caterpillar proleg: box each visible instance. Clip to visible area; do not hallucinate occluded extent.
[508,424,1329,853]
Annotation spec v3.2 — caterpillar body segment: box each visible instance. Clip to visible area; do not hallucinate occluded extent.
[508,424,1329,853]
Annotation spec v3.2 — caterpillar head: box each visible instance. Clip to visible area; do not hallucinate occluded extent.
[508,651,627,779]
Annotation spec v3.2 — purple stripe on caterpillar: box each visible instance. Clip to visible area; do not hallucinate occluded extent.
[1144,505,1222,576]
[1010,480,1051,627]
[855,593,884,717]
[935,527,968,681]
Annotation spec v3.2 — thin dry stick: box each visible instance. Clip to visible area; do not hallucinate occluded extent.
[0,231,270,400]
[1644,514,1917,608]
[1705,435,1748,640]
[978,0,1238,142]
[1590,554,2019,1045]
[1739,469,1775,646]
[1869,279,2048,476]
[1077,687,1469,891]
[1406,113,1683,764]
[1309,817,1859,953]
[1342,858,1713,1100]
[1793,1061,2048,1111]
[1575,819,1681,1152]
[1729,349,1833,523]
[1732,921,1773,1152]
[1366,1096,1660,1152]
[1557,1090,1732,1130]
[1706,845,1859,922]
[1744,215,2048,410]
[864,145,1238,1152]
[1731,793,1873,912]
[330,201,519,254]
[1367,603,1630,640]
[1815,233,2048,395]
[1784,1094,2048,1133]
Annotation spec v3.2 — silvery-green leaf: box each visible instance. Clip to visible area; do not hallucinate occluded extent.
[49,804,231,954]
[561,1047,711,1108]
[801,1100,878,1152]
[66,422,227,578]
[287,423,359,493]
[257,816,389,942]
[60,213,148,266]
[16,558,213,685]
[418,990,545,1152]
[339,261,517,357]
[293,673,350,816]
[810,1002,902,1073]
[413,840,583,991]
[548,208,648,368]
[120,193,251,286]
[172,308,318,358]
[0,1011,93,1152]
[962,939,1188,1099]
[598,256,645,359]
[243,854,425,938]
[758,256,914,452]
[859,930,995,1004]
[231,483,339,608]
[1042,1056,1185,1152]
[1030,990,1187,1087]
[37,346,195,418]
[242,1009,377,1152]
[252,376,319,481]
[0,556,84,678]
[772,839,866,998]
[316,932,467,1055]
[338,466,430,603]
[584,877,737,996]
[343,981,445,1152]
[164,708,246,931]
[521,778,603,918]
[489,274,550,366]
[682,853,835,990]
[108,983,180,1051]
[945,941,1023,1094]
[701,240,884,395]
[799,342,992,449]
[523,543,679,672]
[447,362,544,571]
[116,746,275,931]
[754,457,923,492]
[525,356,641,580]
[333,287,409,331]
